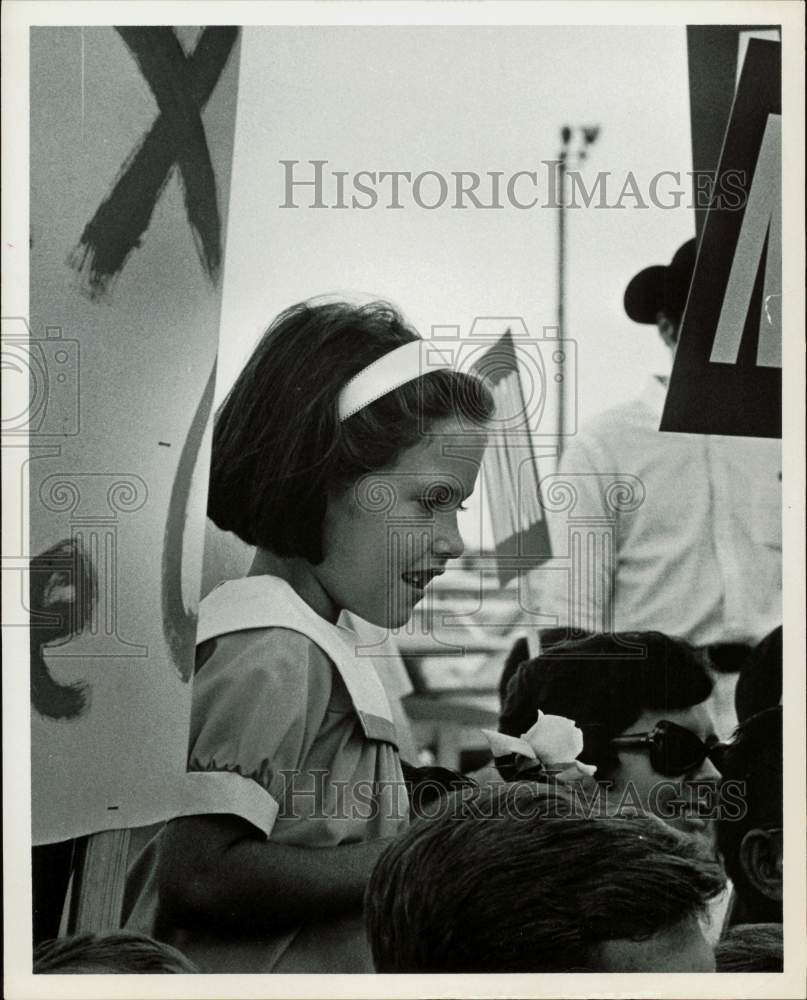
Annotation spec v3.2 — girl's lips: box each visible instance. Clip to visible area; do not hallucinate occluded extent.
[400,569,443,590]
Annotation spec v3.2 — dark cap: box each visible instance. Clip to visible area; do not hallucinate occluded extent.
[624,238,697,324]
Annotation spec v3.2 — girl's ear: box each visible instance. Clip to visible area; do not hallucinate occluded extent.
[739,828,783,900]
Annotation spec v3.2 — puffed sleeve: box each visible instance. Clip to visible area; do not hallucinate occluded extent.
[186,628,335,833]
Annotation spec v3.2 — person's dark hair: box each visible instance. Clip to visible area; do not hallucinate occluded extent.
[208,300,494,563]
[716,706,783,921]
[707,641,753,675]
[365,783,724,973]
[34,932,198,974]
[497,630,593,709]
[715,923,783,972]
[735,627,782,723]
[499,632,714,776]
[498,635,529,706]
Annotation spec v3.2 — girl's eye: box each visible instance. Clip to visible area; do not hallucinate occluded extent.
[419,488,466,513]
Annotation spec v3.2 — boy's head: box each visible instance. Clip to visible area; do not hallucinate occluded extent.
[34,932,198,974]
[717,706,783,924]
[500,633,721,840]
[365,784,723,973]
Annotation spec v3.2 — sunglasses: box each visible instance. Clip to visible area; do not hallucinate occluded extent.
[610,720,728,778]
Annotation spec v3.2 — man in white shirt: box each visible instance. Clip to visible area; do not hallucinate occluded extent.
[528,239,781,668]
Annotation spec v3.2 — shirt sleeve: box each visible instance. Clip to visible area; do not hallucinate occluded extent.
[529,432,616,635]
[187,628,335,823]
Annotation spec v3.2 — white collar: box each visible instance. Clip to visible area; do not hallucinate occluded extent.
[198,576,397,742]
[639,375,669,419]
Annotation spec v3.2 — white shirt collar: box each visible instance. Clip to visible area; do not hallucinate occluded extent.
[639,375,669,419]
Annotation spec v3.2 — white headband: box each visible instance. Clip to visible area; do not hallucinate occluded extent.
[338,341,455,421]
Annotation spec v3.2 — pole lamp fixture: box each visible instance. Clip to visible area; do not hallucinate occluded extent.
[556,124,600,452]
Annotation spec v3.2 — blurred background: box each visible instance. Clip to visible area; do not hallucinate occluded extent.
[216,25,694,425]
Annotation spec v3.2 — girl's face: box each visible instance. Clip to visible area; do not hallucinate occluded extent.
[314,416,487,628]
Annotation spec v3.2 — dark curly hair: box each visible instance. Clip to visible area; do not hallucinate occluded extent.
[499,631,714,776]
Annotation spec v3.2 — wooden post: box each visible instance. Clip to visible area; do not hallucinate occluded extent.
[66,830,131,934]
[556,137,568,452]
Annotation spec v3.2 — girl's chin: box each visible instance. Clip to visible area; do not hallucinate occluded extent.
[352,604,414,630]
[384,609,415,629]
[346,586,421,629]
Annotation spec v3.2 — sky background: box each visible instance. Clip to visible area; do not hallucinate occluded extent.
[215,25,697,544]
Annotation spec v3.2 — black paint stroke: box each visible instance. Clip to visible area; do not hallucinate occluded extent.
[30,539,97,720]
[69,27,238,300]
[161,363,217,682]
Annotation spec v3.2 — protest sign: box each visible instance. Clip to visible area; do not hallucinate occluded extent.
[24,26,243,844]
[662,39,781,438]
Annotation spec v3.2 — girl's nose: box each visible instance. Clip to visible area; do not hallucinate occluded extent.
[433,514,464,560]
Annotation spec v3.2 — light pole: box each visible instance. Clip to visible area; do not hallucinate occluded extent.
[556,124,600,454]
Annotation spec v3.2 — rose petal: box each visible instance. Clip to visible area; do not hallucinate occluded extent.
[481,729,537,760]
[556,760,598,782]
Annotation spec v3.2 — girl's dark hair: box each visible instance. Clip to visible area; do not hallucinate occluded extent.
[499,631,714,774]
[208,300,494,562]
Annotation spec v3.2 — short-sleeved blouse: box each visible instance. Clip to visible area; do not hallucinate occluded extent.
[125,575,408,973]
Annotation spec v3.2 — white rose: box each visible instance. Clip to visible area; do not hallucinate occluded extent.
[522,710,584,766]
[481,729,537,760]
[556,760,598,782]
[482,711,597,779]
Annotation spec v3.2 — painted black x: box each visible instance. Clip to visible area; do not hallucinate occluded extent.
[71,27,238,299]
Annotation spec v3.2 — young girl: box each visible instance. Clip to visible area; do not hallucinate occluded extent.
[126,300,493,972]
